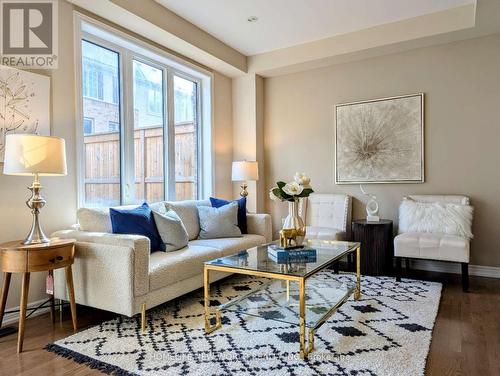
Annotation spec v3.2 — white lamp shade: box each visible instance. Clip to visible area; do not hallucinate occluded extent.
[3,134,67,176]
[232,161,259,182]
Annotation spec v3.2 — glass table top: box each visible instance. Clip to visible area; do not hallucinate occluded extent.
[205,239,360,279]
[221,277,356,329]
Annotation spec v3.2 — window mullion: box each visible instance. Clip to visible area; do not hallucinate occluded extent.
[121,50,136,205]
[166,68,176,201]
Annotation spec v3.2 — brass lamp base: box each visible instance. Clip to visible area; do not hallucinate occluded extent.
[239,182,248,197]
[23,174,49,245]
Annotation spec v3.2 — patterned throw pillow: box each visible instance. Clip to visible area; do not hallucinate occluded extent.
[197,202,242,239]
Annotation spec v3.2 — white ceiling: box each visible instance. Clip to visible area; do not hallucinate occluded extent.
[156,0,474,56]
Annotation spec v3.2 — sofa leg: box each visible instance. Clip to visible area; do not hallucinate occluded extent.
[347,253,354,272]
[395,257,402,282]
[333,260,340,274]
[461,263,469,292]
[141,303,146,332]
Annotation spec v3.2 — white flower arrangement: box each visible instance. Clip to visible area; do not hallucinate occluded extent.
[269,173,314,202]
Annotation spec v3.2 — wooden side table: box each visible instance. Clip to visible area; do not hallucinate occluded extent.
[0,238,77,353]
[352,219,394,276]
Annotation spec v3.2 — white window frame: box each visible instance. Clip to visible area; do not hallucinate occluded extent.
[74,13,214,207]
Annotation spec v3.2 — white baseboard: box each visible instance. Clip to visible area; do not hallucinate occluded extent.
[2,298,57,326]
[409,259,500,278]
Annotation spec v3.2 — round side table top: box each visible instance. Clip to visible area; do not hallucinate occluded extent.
[352,219,393,225]
[0,238,75,251]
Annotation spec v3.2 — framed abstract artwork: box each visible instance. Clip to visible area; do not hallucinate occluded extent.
[335,93,424,184]
[0,66,50,162]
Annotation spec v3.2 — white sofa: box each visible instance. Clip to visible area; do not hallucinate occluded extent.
[51,199,272,325]
[394,195,472,291]
[300,193,352,240]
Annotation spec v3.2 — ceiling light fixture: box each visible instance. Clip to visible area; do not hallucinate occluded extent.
[247,16,258,23]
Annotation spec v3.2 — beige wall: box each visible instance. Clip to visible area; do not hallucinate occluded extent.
[231,74,266,213]
[0,1,233,312]
[264,33,500,268]
[213,71,234,199]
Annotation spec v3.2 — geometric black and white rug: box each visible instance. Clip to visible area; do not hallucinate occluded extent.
[46,272,441,376]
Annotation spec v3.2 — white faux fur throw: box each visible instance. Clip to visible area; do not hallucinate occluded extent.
[399,199,474,239]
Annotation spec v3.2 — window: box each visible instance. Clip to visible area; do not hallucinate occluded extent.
[82,41,119,104]
[83,118,94,135]
[81,40,121,207]
[133,60,165,202]
[147,89,162,115]
[174,75,198,200]
[77,18,212,207]
[108,121,119,132]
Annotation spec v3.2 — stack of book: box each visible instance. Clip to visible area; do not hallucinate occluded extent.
[267,245,317,264]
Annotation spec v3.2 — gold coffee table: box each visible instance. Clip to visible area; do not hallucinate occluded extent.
[204,239,361,359]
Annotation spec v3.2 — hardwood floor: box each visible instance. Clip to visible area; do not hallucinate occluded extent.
[424,272,500,376]
[0,271,498,375]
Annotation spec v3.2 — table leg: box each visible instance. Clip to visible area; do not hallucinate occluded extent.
[48,270,55,323]
[65,266,77,332]
[0,272,12,326]
[299,278,306,359]
[308,328,315,353]
[59,299,63,324]
[286,280,290,302]
[17,272,30,353]
[355,247,361,300]
[204,267,221,334]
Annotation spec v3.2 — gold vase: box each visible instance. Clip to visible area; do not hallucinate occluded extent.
[280,198,306,248]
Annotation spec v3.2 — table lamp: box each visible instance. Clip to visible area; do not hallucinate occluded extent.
[232,161,259,197]
[3,134,67,244]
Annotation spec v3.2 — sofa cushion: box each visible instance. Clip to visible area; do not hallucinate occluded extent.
[210,196,248,234]
[149,244,221,291]
[394,232,469,263]
[190,234,266,256]
[165,200,210,240]
[77,207,112,233]
[77,202,165,233]
[305,226,346,241]
[198,202,242,239]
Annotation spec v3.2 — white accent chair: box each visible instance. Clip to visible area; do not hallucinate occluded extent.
[394,195,471,291]
[300,193,352,241]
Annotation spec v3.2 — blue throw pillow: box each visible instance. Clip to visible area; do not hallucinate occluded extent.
[109,203,165,252]
[209,197,247,234]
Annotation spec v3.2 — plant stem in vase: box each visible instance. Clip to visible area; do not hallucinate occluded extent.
[282,198,306,247]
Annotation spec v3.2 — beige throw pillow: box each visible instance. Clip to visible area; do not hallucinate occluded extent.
[152,208,189,252]
[197,202,242,239]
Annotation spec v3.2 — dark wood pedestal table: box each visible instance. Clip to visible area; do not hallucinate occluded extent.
[352,219,394,276]
[0,238,77,353]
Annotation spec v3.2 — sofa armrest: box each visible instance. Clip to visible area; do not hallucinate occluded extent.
[53,229,149,249]
[51,230,150,298]
[246,213,272,243]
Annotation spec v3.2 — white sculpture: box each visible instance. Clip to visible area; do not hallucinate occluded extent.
[360,185,380,222]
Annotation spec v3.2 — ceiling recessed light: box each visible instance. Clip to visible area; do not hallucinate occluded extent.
[247,16,258,23]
